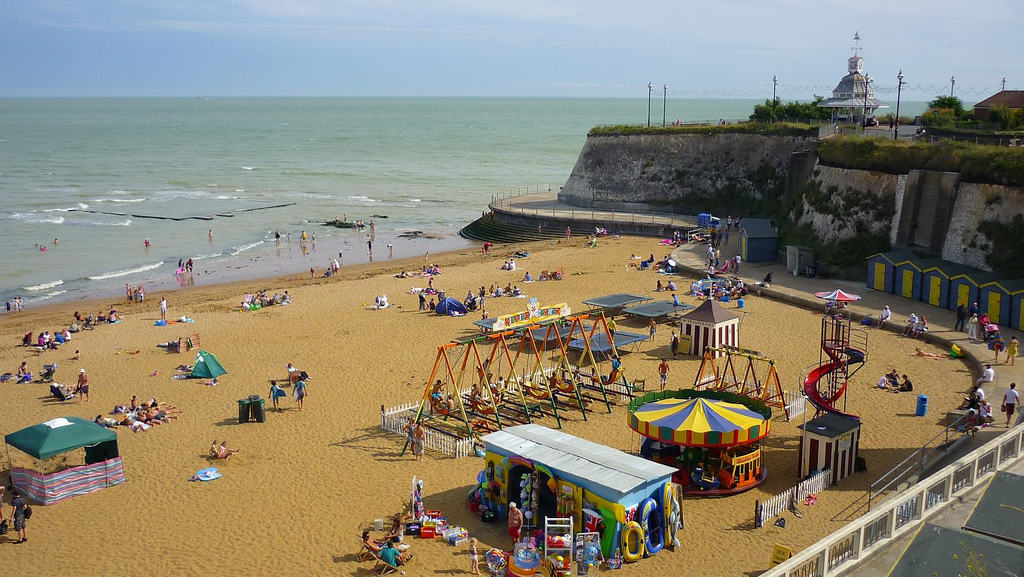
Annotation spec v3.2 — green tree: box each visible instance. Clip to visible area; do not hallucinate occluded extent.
[928,95,965,116]
[750,96,830,122]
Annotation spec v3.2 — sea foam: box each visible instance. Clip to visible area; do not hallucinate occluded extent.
[24,279,64,291]
[88,261,165,281]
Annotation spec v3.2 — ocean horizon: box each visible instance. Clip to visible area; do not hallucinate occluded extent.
[0,97,930,308]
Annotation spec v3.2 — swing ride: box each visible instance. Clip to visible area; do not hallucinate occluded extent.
[400,314,644,456]
[692,345,790,419]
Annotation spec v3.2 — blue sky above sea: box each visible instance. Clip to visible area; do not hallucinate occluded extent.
[1,1,1019,101]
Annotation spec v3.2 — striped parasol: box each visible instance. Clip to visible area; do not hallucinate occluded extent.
[628,397,770,447]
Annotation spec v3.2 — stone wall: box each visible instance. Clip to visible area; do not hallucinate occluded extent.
[942,182,1024,270]
[796,164,899,242]
[559,131,1024,276]
[560,133,817,212]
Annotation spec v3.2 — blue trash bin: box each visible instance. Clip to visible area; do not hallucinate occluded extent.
[916,394,928,417]
[737,298,745,308]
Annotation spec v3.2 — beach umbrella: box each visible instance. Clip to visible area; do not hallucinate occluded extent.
[628,397,769,448]
[813,289,862,302]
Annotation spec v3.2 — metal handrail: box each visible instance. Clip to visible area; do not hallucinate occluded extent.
[867,413,969,510]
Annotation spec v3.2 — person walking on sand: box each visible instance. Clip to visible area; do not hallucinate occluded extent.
[77,368,90,403]
[293,378,307,410]
[507,502,524,544]
[565,226,571,239]
[1007,336,1019,366]
[967,313,980,340]
[1003,383,1019,427]
[671,333,680,359]
[658,358,670,391]
[10,489,28,543]
[159,296,167,321]
[649,319,657,338]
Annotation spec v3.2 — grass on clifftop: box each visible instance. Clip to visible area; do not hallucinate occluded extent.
[818,136,1024,187]
[588,122,819,137]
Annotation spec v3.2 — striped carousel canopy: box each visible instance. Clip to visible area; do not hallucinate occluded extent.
[628,397,770,447]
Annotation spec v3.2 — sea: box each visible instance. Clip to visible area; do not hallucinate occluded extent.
[0,97,928,308]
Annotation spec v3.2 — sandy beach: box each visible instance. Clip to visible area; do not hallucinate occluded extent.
[0,235,972,576]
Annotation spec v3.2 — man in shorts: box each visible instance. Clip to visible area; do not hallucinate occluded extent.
[1004,383,1019,428]
[507,502,524,544]
[658,359,670,391]
[11,490,27,543]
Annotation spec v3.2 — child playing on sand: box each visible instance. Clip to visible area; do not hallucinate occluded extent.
[468,537,480,575]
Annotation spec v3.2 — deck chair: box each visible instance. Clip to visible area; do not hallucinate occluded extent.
[372,553,399,575]
[538,269,550,281]
[185,333,200,351]
[358,540,377,562]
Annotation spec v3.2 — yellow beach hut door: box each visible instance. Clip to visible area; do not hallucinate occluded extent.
[874,262,886,290]
[958,284,970,308]
[988,292,1001,324]
[928,276,941,306]
[901,270,914,299]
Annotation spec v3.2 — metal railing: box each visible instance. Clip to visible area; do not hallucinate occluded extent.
[867,413,969,510]
[762,422,1024,577]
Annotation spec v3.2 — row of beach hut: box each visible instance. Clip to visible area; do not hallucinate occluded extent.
[866,251,1024,330]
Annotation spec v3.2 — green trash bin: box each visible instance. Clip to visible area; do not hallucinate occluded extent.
[249,395,266,423]
[237,398,251,424]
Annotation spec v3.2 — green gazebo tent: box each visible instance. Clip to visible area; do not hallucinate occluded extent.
[5,417,127,504]
[191,350,227,379]
[6,416,118,461]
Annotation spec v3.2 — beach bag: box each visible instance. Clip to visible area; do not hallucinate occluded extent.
[1001,404,1007,413]
[23,505,32,520]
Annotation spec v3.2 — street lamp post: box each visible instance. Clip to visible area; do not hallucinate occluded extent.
[647,82,652,127]
[894,70,904,141]
[772,75,778,121]
[662,84,667,127]
[950,75,955,98]
[862,75,872,127]
[1003,77,1007,91]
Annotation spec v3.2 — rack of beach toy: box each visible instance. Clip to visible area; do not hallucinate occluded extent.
[468,423,684,574]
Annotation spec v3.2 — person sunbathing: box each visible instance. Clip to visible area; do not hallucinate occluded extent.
[912,348,944,359]
[95,415,119,429]
[211,440,239,459]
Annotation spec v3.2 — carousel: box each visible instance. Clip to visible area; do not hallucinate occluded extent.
[628,390,771,497]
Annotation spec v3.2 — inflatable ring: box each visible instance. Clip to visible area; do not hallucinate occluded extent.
[524,380,551,400]
[662,483,674,539]
[640,498,664,556]
[620,521,644,563]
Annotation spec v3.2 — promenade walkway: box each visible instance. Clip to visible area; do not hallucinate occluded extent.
[494,192,696,230]
[669,235,1024,389]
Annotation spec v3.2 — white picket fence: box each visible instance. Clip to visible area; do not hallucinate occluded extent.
[380,401,476,458]
[757,469,831,527]
[783,391,807,421]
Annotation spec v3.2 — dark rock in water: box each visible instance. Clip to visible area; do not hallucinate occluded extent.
[370,214,389,219]
[398,231,425,239]
[323,221,357,228]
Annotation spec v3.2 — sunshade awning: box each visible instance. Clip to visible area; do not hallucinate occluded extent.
[5,417,117,460]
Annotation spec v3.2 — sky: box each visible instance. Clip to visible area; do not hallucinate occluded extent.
[1,0,1021,100]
